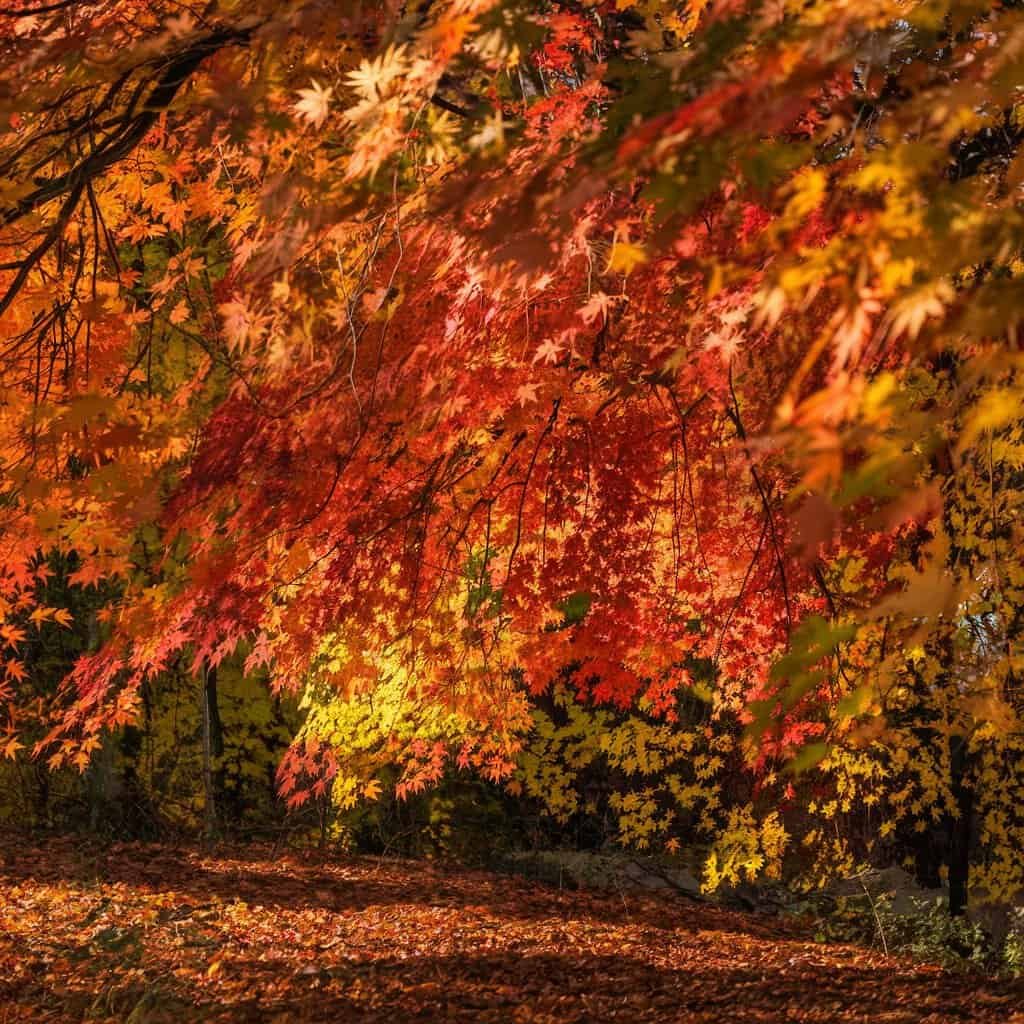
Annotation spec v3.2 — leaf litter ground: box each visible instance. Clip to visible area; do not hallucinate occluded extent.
[1,837,1022,1022]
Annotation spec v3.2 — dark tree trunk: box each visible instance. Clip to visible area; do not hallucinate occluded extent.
[201,664,223,840]
[947,734,974,917]
[912,828,943,890]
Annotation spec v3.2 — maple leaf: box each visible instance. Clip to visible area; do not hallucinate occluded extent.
[884,281,953,342]
[533,338,564,364]
[294,80,334,129]
[168,298,190,325]
[0,625,26,649]
[219,298,254,350]
[516,382,540,406]
[702,329,741,363]
[28,606,53,627]
[579,291,613,325]
[606,240,647,275]
[345,45,406,101]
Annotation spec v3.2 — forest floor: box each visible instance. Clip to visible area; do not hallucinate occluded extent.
[1,837,1023,1023]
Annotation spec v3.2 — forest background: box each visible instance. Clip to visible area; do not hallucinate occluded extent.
[2,0,1024,970]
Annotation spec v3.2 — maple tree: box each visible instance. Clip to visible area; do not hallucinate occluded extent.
[0,0,1023,916]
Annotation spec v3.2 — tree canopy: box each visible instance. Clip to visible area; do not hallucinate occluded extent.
[1,0,1024,906]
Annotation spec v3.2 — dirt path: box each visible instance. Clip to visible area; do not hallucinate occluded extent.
[1,838,1021,1023]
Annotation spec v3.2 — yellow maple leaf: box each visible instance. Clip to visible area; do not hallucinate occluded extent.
[607,240,647,275]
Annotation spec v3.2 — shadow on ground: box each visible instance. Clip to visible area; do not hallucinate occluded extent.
[2,838,1022,1023]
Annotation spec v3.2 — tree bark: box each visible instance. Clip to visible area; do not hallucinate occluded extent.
[201,664,222,841]
[947,734,974,917]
